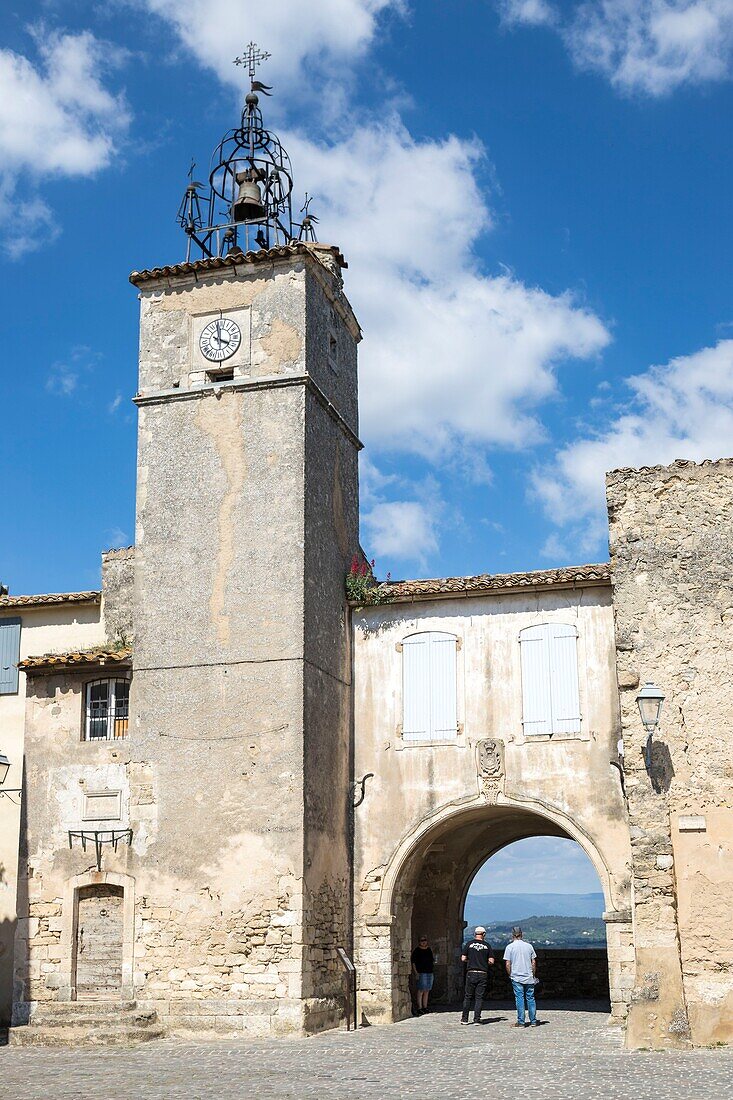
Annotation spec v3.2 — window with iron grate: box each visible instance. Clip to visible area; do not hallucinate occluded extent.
[84,678,130,741]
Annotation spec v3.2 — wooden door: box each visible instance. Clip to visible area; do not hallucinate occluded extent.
[75,885,124,1000]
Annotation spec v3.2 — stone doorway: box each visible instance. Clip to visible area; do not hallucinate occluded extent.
[356,802,633,1025]
[74,884,124,1000]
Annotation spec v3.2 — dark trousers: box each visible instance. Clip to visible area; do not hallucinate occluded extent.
[462,970,488,1022]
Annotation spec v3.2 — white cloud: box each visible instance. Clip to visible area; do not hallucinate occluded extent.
[567,0,733,95]
[533,338,733,552]
[500,0,733,95]
[45,364,79,396]
[108,393,124,415]
[498,0,558,27]
[141,0,403,99]
[0,30,130,256]
[290,123,610,459]
[362,499,440,567]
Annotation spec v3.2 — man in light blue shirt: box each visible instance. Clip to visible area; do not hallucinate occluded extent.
[504,926,539,1027]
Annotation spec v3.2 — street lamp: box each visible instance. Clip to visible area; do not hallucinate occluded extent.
[636,682,665,767]
[0,750,22,799]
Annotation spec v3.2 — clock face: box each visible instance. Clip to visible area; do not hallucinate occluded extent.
[199,317,242,362]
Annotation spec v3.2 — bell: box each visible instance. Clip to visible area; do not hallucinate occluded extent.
[233,170,265,222]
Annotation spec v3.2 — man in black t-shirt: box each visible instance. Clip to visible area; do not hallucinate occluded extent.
[411,935,435,1015]
[460,926,495,1024]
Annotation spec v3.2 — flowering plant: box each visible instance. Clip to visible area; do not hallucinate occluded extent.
[345,554,391,606]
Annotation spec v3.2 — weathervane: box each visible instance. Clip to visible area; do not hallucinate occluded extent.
[175,43,318,261]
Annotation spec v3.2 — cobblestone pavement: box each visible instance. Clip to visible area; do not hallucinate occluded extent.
[2,1002,732,1100]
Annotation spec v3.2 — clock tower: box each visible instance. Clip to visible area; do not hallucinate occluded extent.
[127,49,361,1035]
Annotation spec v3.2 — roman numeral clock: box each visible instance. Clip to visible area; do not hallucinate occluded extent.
[199,316,242,362]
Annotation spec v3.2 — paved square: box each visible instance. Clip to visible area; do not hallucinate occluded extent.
[2,1002,732,1100]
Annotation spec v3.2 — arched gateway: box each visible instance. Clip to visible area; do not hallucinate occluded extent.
[352,566,634,1024]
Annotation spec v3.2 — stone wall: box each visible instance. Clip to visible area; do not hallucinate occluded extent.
[352,583,634,1026]
[608,458,733,1048]
[101,548,135,644]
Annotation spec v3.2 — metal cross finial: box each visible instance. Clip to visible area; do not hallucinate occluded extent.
[233,42,271,81]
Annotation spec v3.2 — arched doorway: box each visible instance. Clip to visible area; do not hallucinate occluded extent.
[462,836,610,1006]
[356,800,633,1025]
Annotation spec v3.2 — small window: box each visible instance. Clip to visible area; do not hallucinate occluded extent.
[84,678,130,741]
[207,366,234,383]
[402,631,458,741]
[519,623,581,736]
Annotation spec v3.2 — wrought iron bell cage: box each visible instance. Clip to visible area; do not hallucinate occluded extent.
[177,43,317,261]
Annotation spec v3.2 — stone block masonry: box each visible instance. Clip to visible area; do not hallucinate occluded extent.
[608,458,733,1048]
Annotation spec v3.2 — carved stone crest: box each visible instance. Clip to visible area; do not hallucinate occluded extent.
[476,739,505,803]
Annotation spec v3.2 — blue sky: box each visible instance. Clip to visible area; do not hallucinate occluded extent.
[468,836,602,897]
[2,0,733,595]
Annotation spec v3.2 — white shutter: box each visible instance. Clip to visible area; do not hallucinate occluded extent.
[402,634,431,740]
[519,625,552,736]
[548,624,581,734]
[429,633,457,739]
[402,632,457,741]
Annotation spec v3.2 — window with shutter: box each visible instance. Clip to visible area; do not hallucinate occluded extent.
[0,617,21,695]
[519,623,581,736]
[402,631,458,741]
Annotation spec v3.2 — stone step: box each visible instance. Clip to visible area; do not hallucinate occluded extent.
[30,1003,138,1016]
[10,1023,167,1048]
[10,1001,166,1046]
[31,1008,160,1029]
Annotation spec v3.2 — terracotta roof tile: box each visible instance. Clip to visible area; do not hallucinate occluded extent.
[0,591,100,609]
[19,646,132,672]
[129,242,346,287]
[379,563,611,603]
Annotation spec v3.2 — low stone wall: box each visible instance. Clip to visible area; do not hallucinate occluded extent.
[488,948,610,1001]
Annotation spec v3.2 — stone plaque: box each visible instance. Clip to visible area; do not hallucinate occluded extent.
[476,739,505,803]
[677,814,706,832]
[82,790,122,822]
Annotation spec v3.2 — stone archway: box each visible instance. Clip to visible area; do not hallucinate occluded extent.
[356,798,633,1025]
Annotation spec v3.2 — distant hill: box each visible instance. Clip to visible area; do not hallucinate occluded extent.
[464,892,604,928]
[478,915,606,949]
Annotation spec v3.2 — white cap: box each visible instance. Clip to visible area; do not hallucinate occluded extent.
[475,926,486,934]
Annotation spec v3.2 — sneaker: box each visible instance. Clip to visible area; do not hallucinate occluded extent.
[531,1020,541,1027]
[460,1019,471,1025]
[511,1022,524,1028]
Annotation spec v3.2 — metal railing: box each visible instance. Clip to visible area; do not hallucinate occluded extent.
[336,947,358,1031]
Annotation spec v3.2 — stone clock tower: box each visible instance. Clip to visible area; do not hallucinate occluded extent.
[126,53,361,1035]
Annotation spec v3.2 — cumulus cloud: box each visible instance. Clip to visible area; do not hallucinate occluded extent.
[498,0,558,27]
[362,500,440,567]
[290,123,610,459]
[141,0,403,100]
[532,338,733,552]
[499,0,733,96]
[0,30,129,256]
[568,0,733,95]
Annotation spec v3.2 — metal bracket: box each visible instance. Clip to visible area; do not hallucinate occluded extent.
[352,773,374,808]
[68,829,132,872]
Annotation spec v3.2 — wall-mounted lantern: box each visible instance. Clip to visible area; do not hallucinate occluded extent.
[0,750,22,800]
[636,682,665,767]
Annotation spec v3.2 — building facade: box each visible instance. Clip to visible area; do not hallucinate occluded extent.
[2,63,731,1050]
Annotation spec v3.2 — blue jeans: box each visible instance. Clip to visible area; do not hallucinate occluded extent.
[511,979,536,1024]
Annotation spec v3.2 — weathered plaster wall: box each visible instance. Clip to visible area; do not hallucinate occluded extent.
[352,585,633,1025]
[0,602,104,1025]
[130,250,358,1035]
[101,548,135,644]
[608,458,733,1049]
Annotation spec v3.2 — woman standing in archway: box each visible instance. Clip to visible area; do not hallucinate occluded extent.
[411,935,435,1015]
